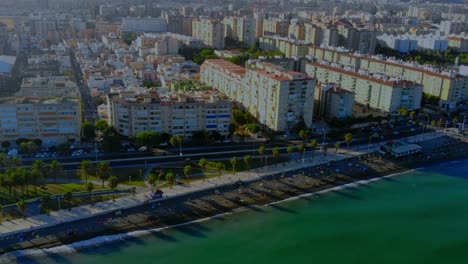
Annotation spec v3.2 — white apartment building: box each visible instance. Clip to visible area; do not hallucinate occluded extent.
[201,59,316,132]
[107,90,231,138]
[306,61,423,114]
[192,19,225,49]
[0,76,82,145]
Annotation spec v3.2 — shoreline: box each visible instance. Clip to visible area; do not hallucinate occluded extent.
[0,167,419,262]
[1,135,467,260]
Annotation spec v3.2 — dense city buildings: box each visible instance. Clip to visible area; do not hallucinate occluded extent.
[0,76,82,145]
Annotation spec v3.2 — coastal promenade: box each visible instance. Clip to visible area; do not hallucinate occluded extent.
[0,132,444,238]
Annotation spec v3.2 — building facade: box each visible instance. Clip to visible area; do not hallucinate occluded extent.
[201,59,316,132]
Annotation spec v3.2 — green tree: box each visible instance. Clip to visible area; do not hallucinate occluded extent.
[17,200,28,218]
[84,182,94,203]
[78,160,91,182]
[410,111,416,121]
[82,121,96,141]
[147,173,157,190]
[453,117,459,126]
[48,160,62,183]
[310,139,318,159]
[244,155,252,172]
[1,141,10,149]
[299,130,311,144]
[97,161,111,188]
[183,165,193,182]
[345,133,353,150]
[63,191,73,207]
[230,157,238,174]
[198,158,208,178]
[287,145,295,156]
[297,145,305,158]
[398,108,408,118]
[258,145,266,165]
[95,120,109,133]
[41,194,51,214]
[166,172,176,187]
[108,176,118,201]
[272,147,280,161]
[437,118,444,128]
[215,162,224,176]
[136,131,162,147]
[170,135,183,155]
[431,120,436,126]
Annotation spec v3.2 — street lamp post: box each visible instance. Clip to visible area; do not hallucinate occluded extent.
[139,169,142,180]
[129,175,132,183]
[57,195,61,210]
[322,128,326,145]
[424,115,430,133]
[462,115,467,131]
[445,120,449,134]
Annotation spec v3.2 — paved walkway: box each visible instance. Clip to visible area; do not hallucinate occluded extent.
[0,132,447,237]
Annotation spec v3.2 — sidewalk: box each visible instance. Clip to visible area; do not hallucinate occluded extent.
[7,130,449,238]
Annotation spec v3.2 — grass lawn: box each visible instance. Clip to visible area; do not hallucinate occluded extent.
[44,194,129,211]
[157,156,291,186]
[86,166,147,188]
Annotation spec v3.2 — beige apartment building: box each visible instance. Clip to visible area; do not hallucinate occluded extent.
[306,61,423,113]
[0,76,82,145]
[107,90,231,138]
[201,59,316,132]
[306,46,468,103]
[192,19,225,49]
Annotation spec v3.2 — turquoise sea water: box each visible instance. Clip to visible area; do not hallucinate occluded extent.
[13,159,468,264]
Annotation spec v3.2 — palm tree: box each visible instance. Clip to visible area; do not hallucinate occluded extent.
[63,191,73,207]
[107,176,118,201]
[183,165,193,183]
[344,133,353,150]
[453,117,458,126]
[258,145,266,165]
[410,111,416,121]
[30,168,42,193]
[272,147,280,161]
[431,120,436,127]
[437,118,444,128]
[17,200,28,219]
[299,129,310,145]
[297,145,305,161]
[147,173,157,191]
[157,170,165,189]
[85,182,94,203]
[243,155,252,173]
[78,160,91,182]
[230,157,238,174]
[170,135,183,156]
[49,160,62,183]
[287,145,295,156]
[310,139,318,159]
[97,161,111,188]
[215,162,224,176]
[41,194,51,214]
[198,158,208,178]
[166,172,176,188]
